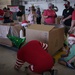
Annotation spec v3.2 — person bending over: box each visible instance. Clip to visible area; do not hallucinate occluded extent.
[14,40,55,75]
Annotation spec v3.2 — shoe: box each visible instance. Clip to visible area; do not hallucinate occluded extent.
[66,63,75,69]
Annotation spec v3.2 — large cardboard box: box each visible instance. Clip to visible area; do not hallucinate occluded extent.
[55,16,62,24]
[26,25,64,55]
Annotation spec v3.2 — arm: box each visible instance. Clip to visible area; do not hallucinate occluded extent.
[71,20,75,28]
[68,56,75,64]
[14,49,25,71]
[69,11,75,32]
[40,42,48,51]
[62,15,72,22]
[43,16,48,19]
[14,58,25,71]
[43,10,49,19]
[61,47,70,57]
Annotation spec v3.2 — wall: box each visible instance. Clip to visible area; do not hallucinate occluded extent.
[0,0,11,9]
[23,0,75,16]
[52,1,75,16]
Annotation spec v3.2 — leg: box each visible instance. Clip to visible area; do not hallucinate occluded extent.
[66,56,75,69]
[36,18,39,24]
[68,56,75,64]
[38,17,41,24]
[58,58,67,66]
[58,58,75,69]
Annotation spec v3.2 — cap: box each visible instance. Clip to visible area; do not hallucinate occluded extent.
[21,20,28,26]
[68,34,75,40]
[64,1,70,6]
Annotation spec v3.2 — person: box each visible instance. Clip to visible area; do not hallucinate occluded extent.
[0,9,4,23]
[3,7,7,12]
[58,34,75,69]
[68,9,75,34]
[27,6,36,24]
[43,3,57,25]
[61,1,74,36]
[36,7,41,24]
[74,4,75,10]
[14,40,54,75]
[3,8,13,23]
[16,9,24,22]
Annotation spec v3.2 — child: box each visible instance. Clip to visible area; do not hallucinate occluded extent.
[58,34,75,69]
[14,40,54,75]
[27,6,36,24]
[27,11,36,24]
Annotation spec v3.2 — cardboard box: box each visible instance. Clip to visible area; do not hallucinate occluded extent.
[26,25,64,55]
[0,23,22,47]
[55,16,62,24]
[0,37,13,47]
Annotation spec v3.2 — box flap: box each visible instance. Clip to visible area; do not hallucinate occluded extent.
[27,24,55,31]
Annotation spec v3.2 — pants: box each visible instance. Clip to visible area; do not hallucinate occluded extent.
[36,17,41,24]
[64,25,70,36]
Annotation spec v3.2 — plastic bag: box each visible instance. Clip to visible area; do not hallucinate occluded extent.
[7,35,26,48]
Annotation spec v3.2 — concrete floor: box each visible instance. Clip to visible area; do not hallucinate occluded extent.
[0,45,75,75]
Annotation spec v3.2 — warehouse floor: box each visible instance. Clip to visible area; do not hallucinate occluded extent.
[0,45,75,75]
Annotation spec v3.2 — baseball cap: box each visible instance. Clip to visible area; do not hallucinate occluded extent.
[64,1,70,6]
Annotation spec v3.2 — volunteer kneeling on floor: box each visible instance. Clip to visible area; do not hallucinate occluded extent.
[14,40,54,75]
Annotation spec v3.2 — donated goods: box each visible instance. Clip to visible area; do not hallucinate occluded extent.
[7,35,26,48]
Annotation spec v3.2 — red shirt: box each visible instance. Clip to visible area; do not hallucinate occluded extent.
[17,40,54,73]
[0,9,4,20]
[43,9,56,24]
[72,10,75,20]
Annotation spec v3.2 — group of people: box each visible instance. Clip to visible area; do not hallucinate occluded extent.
[0,7,13,23]
[14,1,75,75]
[58,0,75,70]
[27,6,42,24]
[26,3,57,25]
[1,1,75,75]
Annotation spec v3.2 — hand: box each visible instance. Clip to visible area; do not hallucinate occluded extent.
[48,16,52,18]
[62,19,66,22]
[68,28,73,34]
[14,66,20,71]
[62,47,66,52]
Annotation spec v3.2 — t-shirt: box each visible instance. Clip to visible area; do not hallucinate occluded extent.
[36,10,41,18]
[64,44,75,62]
[72,10,75,20]
[17,11,23,17]
[43,9,56,24]
[62,7,74,26]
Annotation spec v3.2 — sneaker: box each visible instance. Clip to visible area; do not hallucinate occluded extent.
[66,63,75,69]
